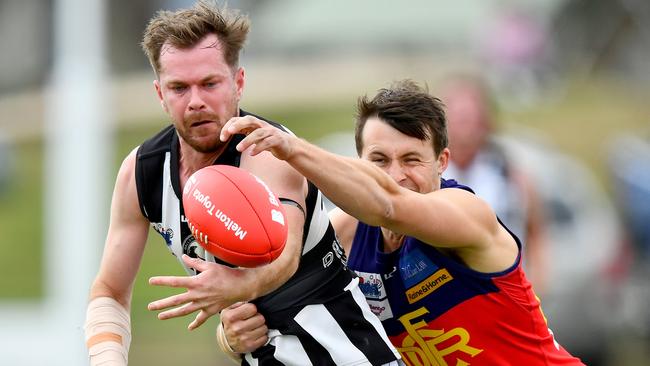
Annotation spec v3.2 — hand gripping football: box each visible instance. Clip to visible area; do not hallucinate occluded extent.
[182,165,288,267]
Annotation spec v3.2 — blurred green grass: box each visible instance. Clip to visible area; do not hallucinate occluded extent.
[0,81,648,365]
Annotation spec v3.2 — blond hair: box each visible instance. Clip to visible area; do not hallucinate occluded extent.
[141,1,250,77]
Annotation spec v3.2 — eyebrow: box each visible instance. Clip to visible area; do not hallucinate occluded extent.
[401,152,423,159]
[367,151,388,158]
[165,73,223,86]
[368,151,422,158]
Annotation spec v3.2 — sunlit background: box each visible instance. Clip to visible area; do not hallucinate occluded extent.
[1,0,649,365]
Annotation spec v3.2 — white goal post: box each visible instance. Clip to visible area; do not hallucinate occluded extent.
[0,0,111,364]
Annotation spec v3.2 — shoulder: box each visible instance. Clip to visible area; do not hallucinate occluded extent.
[240,150,307,204]
[113,147,140,203]
[118,147,139,180]
[112,147,149,222]
[138,124,175,156]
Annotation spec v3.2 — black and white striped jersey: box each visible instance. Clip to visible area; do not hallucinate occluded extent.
[134,110,400,365]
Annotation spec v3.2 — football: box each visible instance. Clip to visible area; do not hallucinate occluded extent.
[182,165,288,267]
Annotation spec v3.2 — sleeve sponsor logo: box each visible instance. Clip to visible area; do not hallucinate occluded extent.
[405,268,453,304]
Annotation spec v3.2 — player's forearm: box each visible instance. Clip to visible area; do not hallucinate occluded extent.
[240,209,302,300]
[286,138,398,227]
[85,297,132,366]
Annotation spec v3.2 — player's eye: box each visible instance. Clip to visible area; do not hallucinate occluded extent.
[171,85,187,93]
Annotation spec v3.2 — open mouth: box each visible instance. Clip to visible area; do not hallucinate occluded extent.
[191,120,213,127]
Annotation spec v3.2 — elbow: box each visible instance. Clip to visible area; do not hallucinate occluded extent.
[368,195,398,228]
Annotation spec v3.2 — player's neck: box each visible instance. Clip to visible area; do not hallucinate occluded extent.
[178,142,227,190]
[380,227,405,253]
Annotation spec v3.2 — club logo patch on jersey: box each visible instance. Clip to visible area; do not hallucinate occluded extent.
[395,306,483,365]
[399,247,439,288]
[356,270,394,320]
[152,222,173,246]
[356,270,387,300]
[182,235,206,261]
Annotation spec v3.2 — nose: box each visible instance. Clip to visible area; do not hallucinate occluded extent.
[187,87,206,111]
[386,161,406,183]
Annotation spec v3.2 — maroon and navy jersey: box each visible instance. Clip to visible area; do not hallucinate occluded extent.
[348,179,584,365]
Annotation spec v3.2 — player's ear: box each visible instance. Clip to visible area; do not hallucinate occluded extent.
[235,67,245,102]
[437,147,450,175]
[154,79,168,113]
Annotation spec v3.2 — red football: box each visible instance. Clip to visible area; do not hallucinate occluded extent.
[182,165,288,267]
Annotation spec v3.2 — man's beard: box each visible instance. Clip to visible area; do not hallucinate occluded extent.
[178,98,239,154]
[187,136,225,153]
[179,127,225,153]
[176,112,224,153]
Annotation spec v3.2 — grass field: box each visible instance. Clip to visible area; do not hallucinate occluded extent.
[0,79,648,365]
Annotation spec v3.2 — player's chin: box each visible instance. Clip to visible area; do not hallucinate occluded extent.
[187,136,225,153]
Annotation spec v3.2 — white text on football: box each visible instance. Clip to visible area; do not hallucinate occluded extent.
[253,175,280,207]
[192,188,217,215]
[214,209,247,240]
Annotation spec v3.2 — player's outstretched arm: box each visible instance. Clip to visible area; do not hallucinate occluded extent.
[221,115,395,227]
[85,148,150,365]
[222,116,517,273]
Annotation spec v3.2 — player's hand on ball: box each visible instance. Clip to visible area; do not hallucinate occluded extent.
[221,115,296,160]
[148,254,248,330]
[221,302,269,353]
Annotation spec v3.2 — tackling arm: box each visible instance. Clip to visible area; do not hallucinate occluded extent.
[222,115,518,272]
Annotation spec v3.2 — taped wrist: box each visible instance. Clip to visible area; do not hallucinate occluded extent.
[216,321,242,363]
[84,297,131,366]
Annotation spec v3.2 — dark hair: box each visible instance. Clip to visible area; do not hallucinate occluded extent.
[355,79,448,156]
[141,1,250,77]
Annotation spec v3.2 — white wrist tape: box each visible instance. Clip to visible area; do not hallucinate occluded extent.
[84,297,131,366]
[216,321,241,363]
